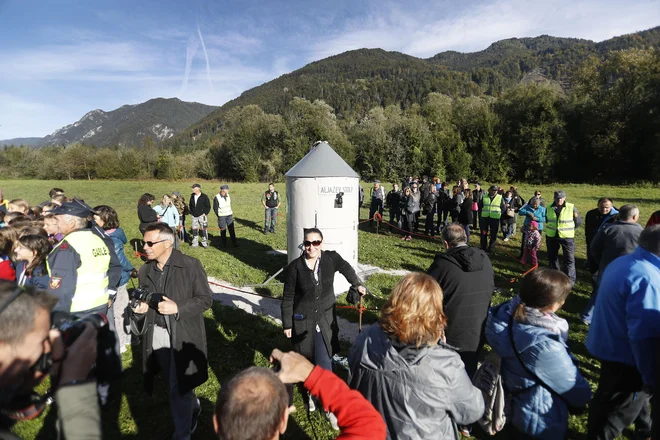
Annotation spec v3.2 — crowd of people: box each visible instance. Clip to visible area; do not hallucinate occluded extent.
[0,182,659,440]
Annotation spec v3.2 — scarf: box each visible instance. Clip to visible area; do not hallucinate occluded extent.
[509,296,569,342]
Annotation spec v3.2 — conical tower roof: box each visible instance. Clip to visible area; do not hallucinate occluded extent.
[285,141,359,178]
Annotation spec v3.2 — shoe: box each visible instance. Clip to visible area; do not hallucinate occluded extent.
[401,236,407,241]
[190,397,201,433]
[201,241,208,248]
[503,237,509,242]
[405,236,412,241]
[191,242,198,247]
[264,230,268,235]
[326,411,339,430]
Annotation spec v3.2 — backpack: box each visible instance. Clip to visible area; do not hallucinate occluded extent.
[472,351,508,435]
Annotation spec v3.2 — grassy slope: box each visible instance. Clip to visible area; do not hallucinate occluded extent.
[3,179,658,439]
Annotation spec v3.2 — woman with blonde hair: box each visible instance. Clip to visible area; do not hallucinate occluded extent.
[348,272,484,439]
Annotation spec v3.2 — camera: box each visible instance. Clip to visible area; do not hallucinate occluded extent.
[2,312,122,421]
[51,311,122,386]
[129,285,164,310]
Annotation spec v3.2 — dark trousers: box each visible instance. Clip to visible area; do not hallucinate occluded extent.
[472,210,479,229]
[218,216,237,246]
[480,217,499,251]
[389,209,401,231]
[587,361,652,440]
[546,237,576,285]
[314,331,332,371]
[402,215,413,236]
[369,199,384,225]
[459,351,479,380]
[653,386,659,440]
[425,210,436,235]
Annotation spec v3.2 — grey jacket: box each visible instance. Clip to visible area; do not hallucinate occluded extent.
[348,325,484,440]
[591,221,643,280]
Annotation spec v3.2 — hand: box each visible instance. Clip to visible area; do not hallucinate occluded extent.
[357,286,367,296]
[131,301,149,314]
[270,349,314,384]
[53,323,98,384]
[130,268,139,278]
[284,328,292,338]
[158,296,178,315]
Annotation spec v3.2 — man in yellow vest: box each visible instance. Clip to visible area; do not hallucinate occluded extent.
[213,184,238,247]
[546,190,582,286]
[479,185,506,253]
[46,200,113,317]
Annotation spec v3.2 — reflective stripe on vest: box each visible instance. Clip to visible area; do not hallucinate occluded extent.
[215,194,233,217]
[481,194,503,219]
[47,230,111,313]
[546,203,575,238]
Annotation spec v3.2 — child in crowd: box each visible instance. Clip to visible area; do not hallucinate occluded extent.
[42,202,59,215]
[0,227,17,281]
[30,206,43,218]
[43,214,63,244]
[7,199,30,216]
[521,220,541,267]
[14,234,51,289]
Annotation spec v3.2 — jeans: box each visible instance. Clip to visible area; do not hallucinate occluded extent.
[581,274,600,324]
[546,237,576,285]
[425,211,436,235]
[264,207,277,232]
[587,360,652,440]
[501,222,514,239]
[389,209,401,231]
[314,330,332,371]
[153,326,200,440]
[461,222,471,242]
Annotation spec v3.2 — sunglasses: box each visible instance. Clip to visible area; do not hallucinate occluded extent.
[142,239,167,248]
[303,240,322,247]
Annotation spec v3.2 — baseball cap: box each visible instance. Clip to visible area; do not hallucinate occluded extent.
[489,185,499,192]
[374,180,380,184]
[172,191,181,196]
[191,183,201,189]
[49,199,95,218]
[554,190,566,199]
[220,184,229,190]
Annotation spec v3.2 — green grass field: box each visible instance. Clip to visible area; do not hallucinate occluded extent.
[2,179,658,439]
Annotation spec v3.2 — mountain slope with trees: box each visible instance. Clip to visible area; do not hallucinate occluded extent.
[173,27,660,146]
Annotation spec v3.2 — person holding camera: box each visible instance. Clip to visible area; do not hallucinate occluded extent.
[0,282,100,440]
[130,223,213,440]
[214,348,386,440]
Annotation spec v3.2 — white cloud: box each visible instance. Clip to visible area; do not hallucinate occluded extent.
[311,0,660,59]
[0,93,83,138]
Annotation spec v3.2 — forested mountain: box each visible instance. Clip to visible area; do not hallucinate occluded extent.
[1,98,216,148]
[172,27,660,146]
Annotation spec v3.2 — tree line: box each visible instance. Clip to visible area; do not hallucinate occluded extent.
[1,48,658,184]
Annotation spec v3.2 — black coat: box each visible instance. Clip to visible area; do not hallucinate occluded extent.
[188,193,211,217]
[427,246,494,353]
[131,250,213,395]
[281,250,363,359]
[458,197,474,226]
[137,204,158,235]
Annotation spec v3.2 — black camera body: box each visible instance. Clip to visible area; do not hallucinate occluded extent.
[129,285,164,310]
[2,311,122,421]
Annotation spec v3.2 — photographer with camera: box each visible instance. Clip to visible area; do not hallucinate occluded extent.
[130,223,213,440]
[0,281,101,440]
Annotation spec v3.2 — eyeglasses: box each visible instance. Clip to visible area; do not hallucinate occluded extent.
[143,239,167,248]
[303,240,322,247]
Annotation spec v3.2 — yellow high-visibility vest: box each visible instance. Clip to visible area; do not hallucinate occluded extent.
[215,194,233,216]
[47,230,110,313]
[546,203,576,238]
[481,194,503,219]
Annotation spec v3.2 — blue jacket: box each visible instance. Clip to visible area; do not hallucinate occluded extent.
[15,260,50,290]
[486,300,591,439]
[108,228,134,287]
[586,246,660,386]
[518,205,547,231]
[154,204,180,229]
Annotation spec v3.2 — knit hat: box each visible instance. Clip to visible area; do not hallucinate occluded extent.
[220,184,229,190]
[530,220,539,229]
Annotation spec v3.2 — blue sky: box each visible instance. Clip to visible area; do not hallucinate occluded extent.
[1,0,658,139]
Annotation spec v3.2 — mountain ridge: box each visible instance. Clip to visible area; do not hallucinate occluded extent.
[1,98,217,147]
[171,26,659,145]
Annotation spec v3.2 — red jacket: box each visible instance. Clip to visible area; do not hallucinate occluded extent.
[647,210,660,227]
[304,366,386,439]
[0,259,16,281]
